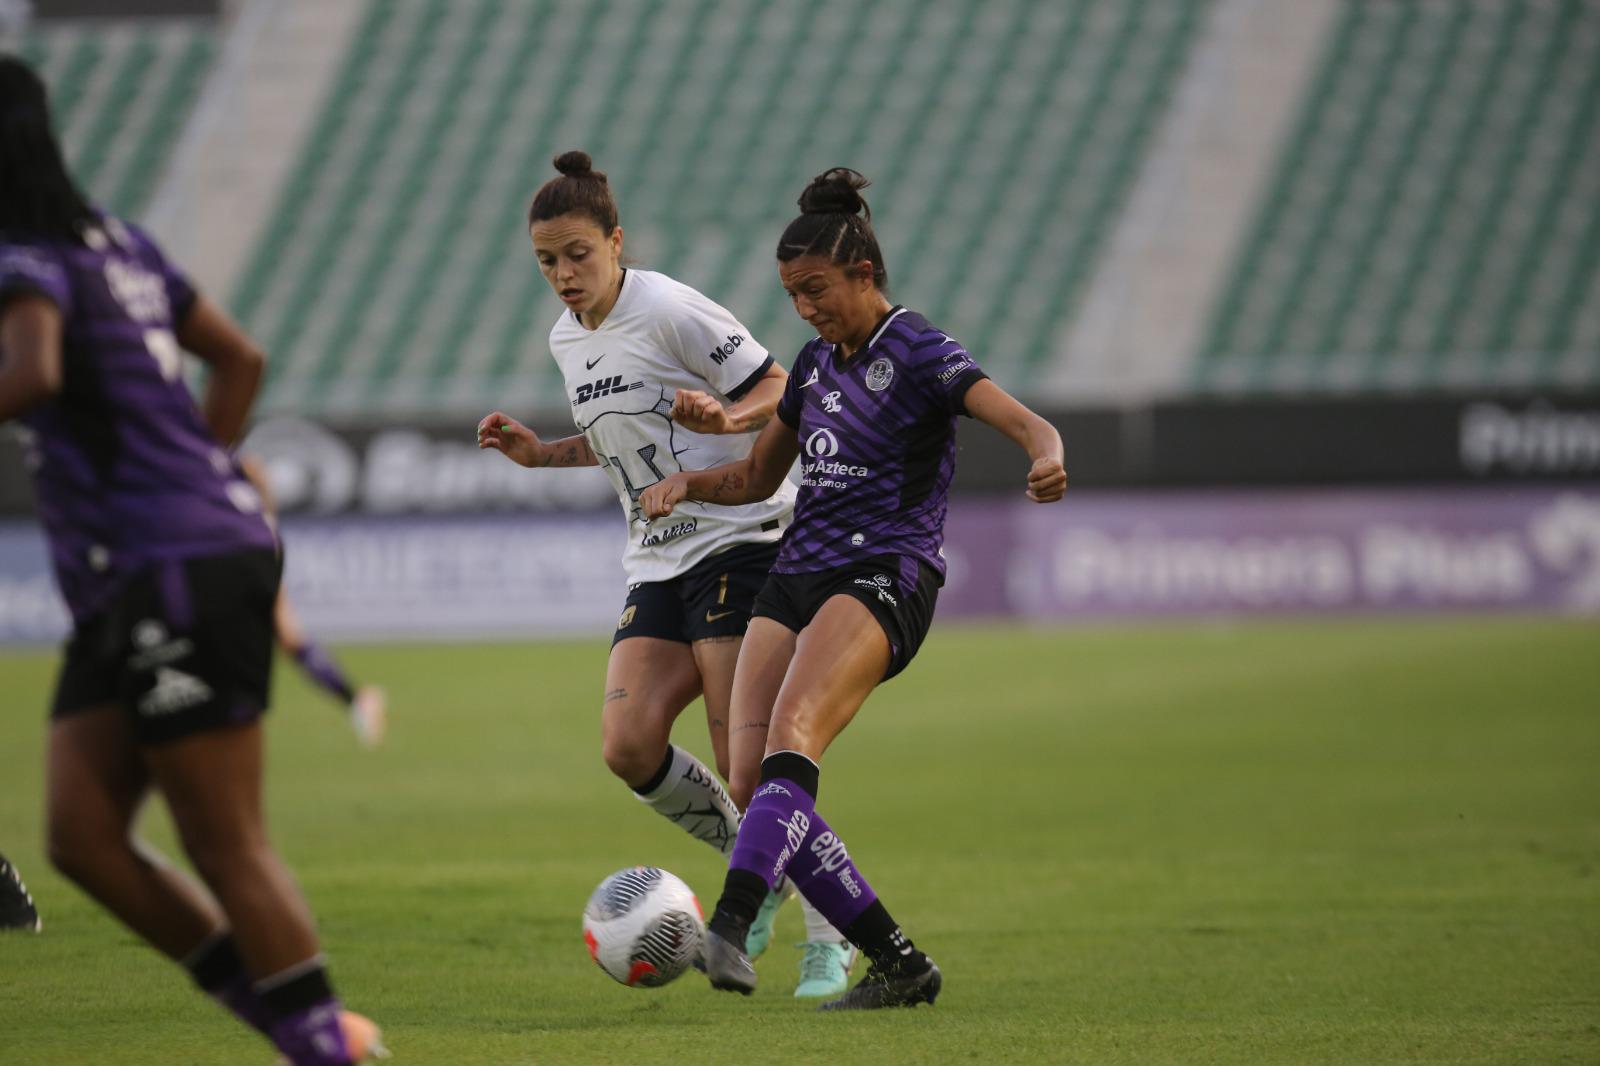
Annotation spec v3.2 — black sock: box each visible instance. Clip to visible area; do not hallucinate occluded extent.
[256,963,335,1023]
[760,750,819,800]
[843,900,929,974]
[708,868,769,946]
[631,745,676,796]
[184,933,246,992]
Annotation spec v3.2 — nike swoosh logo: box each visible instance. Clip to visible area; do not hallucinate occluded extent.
[705,609,737,623]
[585,353,607,370]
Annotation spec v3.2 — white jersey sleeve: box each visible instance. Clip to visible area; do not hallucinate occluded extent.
[656,282,774,399]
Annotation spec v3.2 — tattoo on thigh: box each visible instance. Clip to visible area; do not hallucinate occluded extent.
[604,687,628,704]
[733,719,770,734]
[695,635,740,645]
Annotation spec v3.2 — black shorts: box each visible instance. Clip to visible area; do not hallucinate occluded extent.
[752,555,941,680]
[612,540,780,647]
[51,549,281,745]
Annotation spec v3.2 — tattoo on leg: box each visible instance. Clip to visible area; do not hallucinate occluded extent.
[604,687,627,703]
[733,719,771,734]
[710,718,725,730]
[695,635,740,645]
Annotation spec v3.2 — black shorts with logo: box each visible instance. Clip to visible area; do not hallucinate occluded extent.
[51,548,281,745]
[612,540,780,647]
[752,555,941,680]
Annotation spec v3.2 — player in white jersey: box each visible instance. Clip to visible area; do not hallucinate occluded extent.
[476,152,853,995]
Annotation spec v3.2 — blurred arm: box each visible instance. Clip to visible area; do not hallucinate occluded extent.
[177,295,265,447]
[0,295,65,423]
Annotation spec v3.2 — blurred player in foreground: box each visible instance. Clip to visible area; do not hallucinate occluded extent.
[0,850,41,931]
[238,456,386,749]
[477,151,854,995]
[0,56,384,1064]
[642,168,1067,1009]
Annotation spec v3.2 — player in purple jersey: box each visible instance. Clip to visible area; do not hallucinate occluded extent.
[642,168,1066,1009]
[476,152,854,994]
[0,57,383,1064]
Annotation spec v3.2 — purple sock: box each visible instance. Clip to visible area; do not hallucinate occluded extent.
[293,641,356,704]
[728,775,819,892]
[782,808,879,932]
[258,960,350,1066]
[268,1000,349,1066]
[182,933,270,1034]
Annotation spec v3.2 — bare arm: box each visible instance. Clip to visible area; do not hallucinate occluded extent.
[177,295,266,447]
[669,363,787,434]
[476,410,599,468]
[0,295,64,423]
[639,417,800,518]
[963,378,1067,502]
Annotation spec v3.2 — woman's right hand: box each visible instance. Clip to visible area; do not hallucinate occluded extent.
[640,473,691,519]
[476,411,547,468]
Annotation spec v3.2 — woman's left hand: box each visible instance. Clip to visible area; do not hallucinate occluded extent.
[670,389,735,434]
[1026,457,1066,502]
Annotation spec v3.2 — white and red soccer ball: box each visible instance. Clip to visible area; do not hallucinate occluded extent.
[582,867,704,988]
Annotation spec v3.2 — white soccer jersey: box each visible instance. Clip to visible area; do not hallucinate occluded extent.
[549,269,797,584]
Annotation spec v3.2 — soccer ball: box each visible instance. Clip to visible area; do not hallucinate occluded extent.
[582,866,705,987]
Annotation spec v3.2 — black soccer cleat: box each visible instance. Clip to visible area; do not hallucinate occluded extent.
[817,956,941,1011]
[0,853,41,932]
[702,928,757,995]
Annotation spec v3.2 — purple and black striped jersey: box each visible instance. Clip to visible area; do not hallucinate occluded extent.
[773,306,987,579]
[0,216,276,624]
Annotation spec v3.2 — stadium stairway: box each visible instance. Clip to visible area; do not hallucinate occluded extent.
[225,0,1215,418]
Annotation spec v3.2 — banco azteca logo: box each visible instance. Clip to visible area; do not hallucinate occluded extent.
[806,428,840,458]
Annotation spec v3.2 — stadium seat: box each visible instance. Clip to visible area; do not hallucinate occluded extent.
[1197,0,1600,392]
[229,0,1212,416]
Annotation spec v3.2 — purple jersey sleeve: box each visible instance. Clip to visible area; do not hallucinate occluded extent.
[911,333,989,416]
[0,244,73,316]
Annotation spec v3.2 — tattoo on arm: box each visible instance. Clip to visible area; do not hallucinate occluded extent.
[708,471,746,501]
[604,687,628,704]
[742,413,771,432]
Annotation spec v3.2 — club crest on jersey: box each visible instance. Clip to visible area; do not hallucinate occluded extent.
[865,357,894,392]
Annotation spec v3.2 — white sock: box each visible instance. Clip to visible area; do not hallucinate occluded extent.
[801,894,848,944]
[634,745,740,856]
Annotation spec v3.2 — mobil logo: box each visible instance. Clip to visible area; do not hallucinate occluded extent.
[806,428,840,458]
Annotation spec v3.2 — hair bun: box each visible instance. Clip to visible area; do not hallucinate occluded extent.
[798,167,871,219]
[553,150,604,180]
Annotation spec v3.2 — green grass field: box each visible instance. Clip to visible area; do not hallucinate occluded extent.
[1,619,1597,1065]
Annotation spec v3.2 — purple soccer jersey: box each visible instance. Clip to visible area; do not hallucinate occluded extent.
[773,306,987,578]
[0,216,276,623]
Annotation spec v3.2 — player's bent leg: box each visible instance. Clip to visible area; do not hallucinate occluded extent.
[607,637,739,854]
[765,595,891,762]
[690,634,741,783]
[146,721,375,1064]
[46,706,223,957]
[723,617,797,811]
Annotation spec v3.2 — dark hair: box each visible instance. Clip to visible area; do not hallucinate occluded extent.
[527,150,619,234]
[776,168,888,291]
[0,55,95,240]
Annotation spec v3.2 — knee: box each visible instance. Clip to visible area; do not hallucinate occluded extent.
[600,726,668,789]
[46,812,121,886]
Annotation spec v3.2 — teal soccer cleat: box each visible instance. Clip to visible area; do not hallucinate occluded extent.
[793,940,855,998]
[744,879,795,959]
